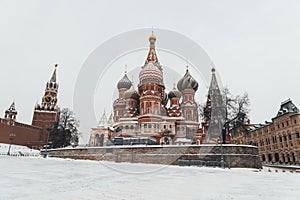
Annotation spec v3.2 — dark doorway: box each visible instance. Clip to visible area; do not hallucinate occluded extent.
[268,154,272,163]
[275,153,279,162]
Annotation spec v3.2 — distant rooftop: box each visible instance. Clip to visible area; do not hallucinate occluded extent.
[276,99,299,117]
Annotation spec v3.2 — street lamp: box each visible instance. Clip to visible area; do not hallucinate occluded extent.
[7,133,16,156]
[214,119,225,169]
[220,127,225,169]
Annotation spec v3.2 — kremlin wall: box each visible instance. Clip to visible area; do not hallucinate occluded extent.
[0,66,60,149]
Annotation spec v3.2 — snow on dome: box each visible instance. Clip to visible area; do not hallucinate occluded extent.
[124,86,140,100]
[177,68,198,92]
[117,73,132,90]
[139,62,163,85]
[168,86,182,99]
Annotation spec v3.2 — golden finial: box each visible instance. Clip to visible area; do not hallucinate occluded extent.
[185,59,189,71]
[55,64,58,68]
[149,27,156,40]
[124,64,127,74]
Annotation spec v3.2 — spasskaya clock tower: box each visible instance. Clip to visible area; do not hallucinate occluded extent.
[32,64,60,143]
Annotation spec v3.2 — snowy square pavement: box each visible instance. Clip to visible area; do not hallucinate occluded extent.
[0,156,299,200]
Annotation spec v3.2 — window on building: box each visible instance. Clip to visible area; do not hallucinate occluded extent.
[294,120,297,124]
[286,121,289,126]
[164,125,166,129]
[169,125,172,128]
[288,134,292,140]
[279,136,282,142]
[284,136,287,141]
[148,124,152,128]
[125,125,129,129]
[297,132,300,139]
[130,125,134,129]
[144,124,147,128]
[282,122,284,128]
[277,124,280,129]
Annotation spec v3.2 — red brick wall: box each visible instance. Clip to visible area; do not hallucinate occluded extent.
[32,110,59,142]
[0,118,43,149]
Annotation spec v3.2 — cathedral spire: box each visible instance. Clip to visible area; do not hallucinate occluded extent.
[204,67,226,143]
[145,32,159,64]
[50,64,58,83]
[98,110,108,127]
[208,67,219,93]
[107,111,115,127]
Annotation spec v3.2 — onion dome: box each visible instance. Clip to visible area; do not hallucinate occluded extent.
[124,86,140,100]
[168,85,182,99]
[113,98,126,105]
[117,73,132,90]
[139,62,163,85]
[177,66,199,92]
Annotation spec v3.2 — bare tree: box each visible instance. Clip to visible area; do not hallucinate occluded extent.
[222,88,250,142]
[199,87,250,143]
[50,108,80,148]
[222,88,250,124]
[199,87,250,124]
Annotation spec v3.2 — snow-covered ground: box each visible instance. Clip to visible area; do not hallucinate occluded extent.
[0,143,40,156]
[0,156,299,200]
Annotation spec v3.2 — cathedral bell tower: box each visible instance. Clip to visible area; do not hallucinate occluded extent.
[177,65,199,122]
[32,64,60,143]
[113,70,132,122]
[138,33,166,121]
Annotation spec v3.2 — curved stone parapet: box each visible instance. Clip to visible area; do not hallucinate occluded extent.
[41,144,262,169]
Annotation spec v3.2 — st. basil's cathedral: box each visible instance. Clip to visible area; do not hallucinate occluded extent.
[89,33,222,146]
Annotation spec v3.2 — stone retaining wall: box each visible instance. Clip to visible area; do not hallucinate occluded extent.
[42,144,262,168]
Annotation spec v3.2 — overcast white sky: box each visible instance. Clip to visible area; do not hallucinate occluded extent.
[1,0,300,141]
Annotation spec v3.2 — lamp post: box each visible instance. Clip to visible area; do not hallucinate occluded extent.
[220,127,225,169]
[7,133,16,156]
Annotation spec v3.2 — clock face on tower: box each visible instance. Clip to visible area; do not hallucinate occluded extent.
[43,95,52,103]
